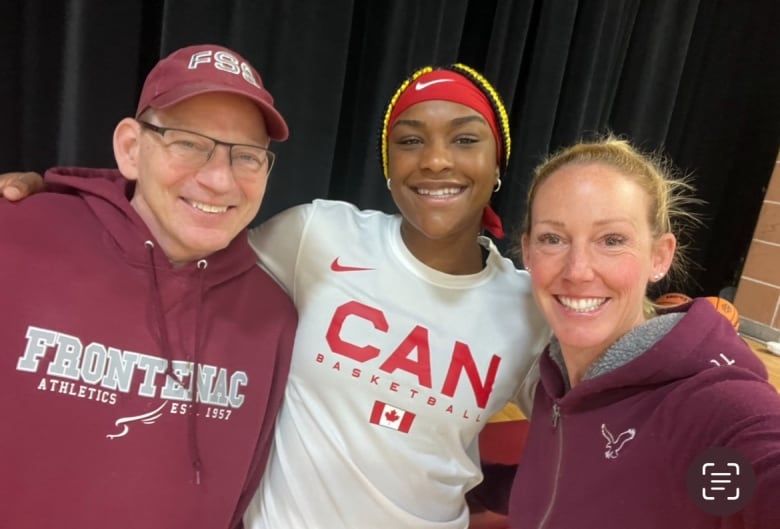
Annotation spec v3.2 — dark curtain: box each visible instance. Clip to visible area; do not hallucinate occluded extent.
[1,0,778,297]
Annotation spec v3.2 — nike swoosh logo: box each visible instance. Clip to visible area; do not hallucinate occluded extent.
[330,257,375,272]
[415,78,455,91]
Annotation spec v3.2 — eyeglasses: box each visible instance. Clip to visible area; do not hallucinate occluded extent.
[137,120,275,177]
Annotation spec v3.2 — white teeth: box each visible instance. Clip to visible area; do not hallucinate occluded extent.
[190,201,228,214]
[416,187,462,197]
[558,296,606,313]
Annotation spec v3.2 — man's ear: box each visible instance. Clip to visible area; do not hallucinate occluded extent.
[113,118,142,181]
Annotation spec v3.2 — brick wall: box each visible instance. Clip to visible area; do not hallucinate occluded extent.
[734,149,780,339]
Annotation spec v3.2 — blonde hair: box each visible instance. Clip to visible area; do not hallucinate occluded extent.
[519,134,703,317]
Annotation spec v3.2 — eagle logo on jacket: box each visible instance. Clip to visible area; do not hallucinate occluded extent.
[601,423,636,459]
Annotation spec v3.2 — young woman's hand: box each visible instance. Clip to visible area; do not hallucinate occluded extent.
[0,172,45,201]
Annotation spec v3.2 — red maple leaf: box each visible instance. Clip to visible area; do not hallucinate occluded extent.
[384,409,400,422]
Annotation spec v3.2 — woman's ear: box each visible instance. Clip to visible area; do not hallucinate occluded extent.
[113,118,142,181]
[653,232,677,276]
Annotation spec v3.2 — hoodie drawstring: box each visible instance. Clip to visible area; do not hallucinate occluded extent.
[144,240,206,485]
[190,258,207,485]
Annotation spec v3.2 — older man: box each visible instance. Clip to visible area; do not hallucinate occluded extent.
[0,44,297,529]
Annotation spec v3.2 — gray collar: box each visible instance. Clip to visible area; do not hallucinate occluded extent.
[549,313,684,390]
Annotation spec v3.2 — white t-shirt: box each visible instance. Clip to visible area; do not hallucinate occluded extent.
[243,199,549,529]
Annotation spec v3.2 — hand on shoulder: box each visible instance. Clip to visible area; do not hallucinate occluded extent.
[0,171,45,201]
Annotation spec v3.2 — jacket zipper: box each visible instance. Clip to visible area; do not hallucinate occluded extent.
[537,402,563,529]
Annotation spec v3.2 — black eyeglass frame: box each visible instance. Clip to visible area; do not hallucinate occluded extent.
[136,119,276,174]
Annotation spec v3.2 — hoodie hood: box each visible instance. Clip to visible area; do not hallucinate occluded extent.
[540,297,767,410]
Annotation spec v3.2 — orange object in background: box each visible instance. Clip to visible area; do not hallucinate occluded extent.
[705,296,740,331]
[654,292,693,307]
[654,293,739,331]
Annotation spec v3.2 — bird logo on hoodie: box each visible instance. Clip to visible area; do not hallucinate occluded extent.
[601,423,636,459]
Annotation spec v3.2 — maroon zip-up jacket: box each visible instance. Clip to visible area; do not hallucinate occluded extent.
[510,299,780,529]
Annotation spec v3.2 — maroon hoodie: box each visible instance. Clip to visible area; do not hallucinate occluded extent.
[509,298,780,529]
[0,167,296,529]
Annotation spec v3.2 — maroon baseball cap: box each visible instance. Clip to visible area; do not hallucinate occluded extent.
[135,44,289,141]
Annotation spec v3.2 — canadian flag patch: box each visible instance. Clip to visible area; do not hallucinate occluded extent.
[369,400,416,433]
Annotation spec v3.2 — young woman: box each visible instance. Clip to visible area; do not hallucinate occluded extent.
[243,64,548,529]
[511,136,780,528]
[0,64,550,529]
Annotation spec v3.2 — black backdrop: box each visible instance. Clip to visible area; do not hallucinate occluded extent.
[1,0,778,297]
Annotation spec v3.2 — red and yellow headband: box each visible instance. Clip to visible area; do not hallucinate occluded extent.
[379,64,512,238]
[386,69,502,162]
[380,64,511,181]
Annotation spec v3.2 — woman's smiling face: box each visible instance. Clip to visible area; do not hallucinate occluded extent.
[522,161,675,363]
[387,100,498,244]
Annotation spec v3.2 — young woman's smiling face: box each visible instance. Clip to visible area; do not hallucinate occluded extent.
[522,162,675,364]
[387,100,498,247]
